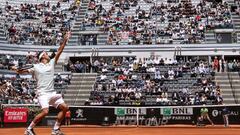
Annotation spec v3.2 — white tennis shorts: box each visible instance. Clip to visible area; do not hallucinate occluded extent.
[38,92,64,109]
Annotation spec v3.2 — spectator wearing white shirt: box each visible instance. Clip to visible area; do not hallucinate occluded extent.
[100,74,107,81]
[148,58,154,65]
[135,91,142,100]
[156,95,163,103]
[155,68,161,81]
[199,64,206,77]
[164,58,169,65]
[162,94,169,103]
[168,68,175,80]
[123,68,130,75]
[147,66,156,73]
[168,59,173,65]
[102,67,108,73]
[154,57,160,65]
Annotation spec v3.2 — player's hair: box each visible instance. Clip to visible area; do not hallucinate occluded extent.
[37,51,44,62]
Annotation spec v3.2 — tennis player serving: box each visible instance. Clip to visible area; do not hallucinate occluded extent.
[12,32,71,135]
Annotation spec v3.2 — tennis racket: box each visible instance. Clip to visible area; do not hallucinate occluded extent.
[17,65,34,70]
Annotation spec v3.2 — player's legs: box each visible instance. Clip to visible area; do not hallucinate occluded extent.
[65,117,70,125]
[197,116,203,126]
[50,93,68,135]
[68,118,71,125]
[25,109,49,135]
[31,108,49,125]
[206,115,214,125]
[223,115,229,127]
[56,103,69,127]
[65,118,67,125]
[25,94,50,135]
[226,115,229,127]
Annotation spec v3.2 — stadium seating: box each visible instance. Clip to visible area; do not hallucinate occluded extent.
[0,0,237,45]
[0,0,78,45]
[75,0,233,45]
[85,56,222,106]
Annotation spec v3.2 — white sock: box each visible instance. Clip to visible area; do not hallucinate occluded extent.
[53,121,60,130]
[27,122,36,130]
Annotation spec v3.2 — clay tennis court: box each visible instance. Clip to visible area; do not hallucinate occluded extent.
[0,125,240,135]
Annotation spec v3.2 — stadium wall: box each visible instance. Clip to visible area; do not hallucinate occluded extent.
[0,44,240,59]
[1,104,240,127]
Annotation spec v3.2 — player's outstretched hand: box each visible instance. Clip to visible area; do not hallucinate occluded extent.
[64,31,71,40]
[10,66,20,74]
[11,66,18,71]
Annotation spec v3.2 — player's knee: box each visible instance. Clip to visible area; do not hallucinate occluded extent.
[42,109,49,116]
[59,104,69,112]
[63,105,69,112]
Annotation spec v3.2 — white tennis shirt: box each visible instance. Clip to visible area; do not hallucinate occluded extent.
[29,58,55,94]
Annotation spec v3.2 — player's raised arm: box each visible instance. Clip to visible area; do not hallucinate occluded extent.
[54,31,71,64]
[11,66,30,74]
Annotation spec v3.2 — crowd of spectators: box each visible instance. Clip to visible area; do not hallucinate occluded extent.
[84,56,223,106]
[2,0,79,45]
[210,56,240,72]
[0,75,36,104]
[83,0,233,45]
[78,34,98,45]
[66,55,240,74]
[65,59,92,73]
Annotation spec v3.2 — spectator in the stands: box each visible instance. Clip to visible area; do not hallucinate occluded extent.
[100,73,107,81]
[93,59,100,72]
[213,57,219,72]
[168,68,175,80]
[194,92,201,105]
[55,73,63,88]
[216,92,223,104]
[199,64,206,77]
[154,68,161,81]
[172,91,180,104]
[74,61,86,73]
[66,60,76,72]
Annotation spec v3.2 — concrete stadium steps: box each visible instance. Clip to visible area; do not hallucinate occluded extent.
[64,98,89,105]
[205,32,216,44]
[215,72,240,104]
[67,84,95,89]
[225,0,236,6]
[64,90,91,94]
[64,73,97,106]
[68,0,90,46]
[231,8,240,42]
[237,33,240,43]
[0,24,7,43]
[97,33,108,45]
[71,80,95,84]
[71,76,96,81]
[54,63,64,73]
[64,93,90,98]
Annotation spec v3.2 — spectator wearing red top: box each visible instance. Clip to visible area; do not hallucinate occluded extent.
[118,74,127,80]
[65,110,71,126]
[213,57,219,72]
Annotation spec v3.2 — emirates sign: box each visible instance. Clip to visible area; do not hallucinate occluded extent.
[4,108,28,123]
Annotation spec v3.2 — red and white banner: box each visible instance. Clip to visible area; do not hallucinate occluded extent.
[4,108,28,123]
